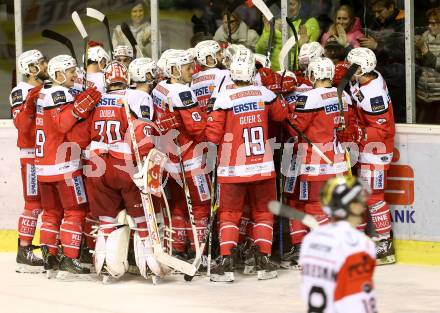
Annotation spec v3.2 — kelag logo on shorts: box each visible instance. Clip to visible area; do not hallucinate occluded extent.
[233,102,264,115]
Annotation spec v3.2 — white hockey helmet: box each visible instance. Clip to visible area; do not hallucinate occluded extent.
[307,57,335,83]
[18,49,45,75]
[298,42,325,67]
[347,47,377,76]
[254,53,271,68]
[194,40,221,67]
[187,47,197,60]
[129,57,156,83]
[48,54,77,84]
[164,49,193,79]
[157,49,177,79]
[88,46,111,70]
[223,44,241,68]
[104,61,129,86]
[230,46,255,82]
[113,45,134,58]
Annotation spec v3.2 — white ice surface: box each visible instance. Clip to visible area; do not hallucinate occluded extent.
[1,253,439,313]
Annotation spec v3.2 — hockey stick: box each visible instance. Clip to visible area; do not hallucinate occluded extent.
[167,106,202,267]
[279,35,297,72]
[285,119,333,165]
[336,64,360,178]
[123,101,197,277]
[121,22,143,58]
[252,0,275,65]
[268,201,319,230]
[41,29,77,63]
[71,11,88,90]
[286,17,300,69]
[184,155,218,281]
[86,7,114,58]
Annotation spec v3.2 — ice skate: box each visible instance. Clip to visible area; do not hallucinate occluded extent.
[375,237,396,265]
[280,244,302,270]
[210,255,235,283]
[16,240,45,274]
[242,244,256,275]
[254,247,278,280]
[56,255,92,281]
[41,245,59,279]
[79,243,95,273]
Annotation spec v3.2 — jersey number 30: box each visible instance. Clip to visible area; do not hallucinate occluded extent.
[94,121,122,143]
[242,126,265,157]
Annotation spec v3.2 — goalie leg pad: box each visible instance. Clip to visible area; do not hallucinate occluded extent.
[133,231,164,278]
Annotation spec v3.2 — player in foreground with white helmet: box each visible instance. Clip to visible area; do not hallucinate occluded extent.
[281,57,353,269]
[206,46,288,282]
[86,42,111,93]
[129,57,157,94]
[34,54,101,280]
[191,40,232,111]
[342,47,396,265]
[67,61,162,282]
[299,176,377,313]
[293,42,325,96]
[152,50,210,260]
[113,45,134,68]
[10,49,49,273]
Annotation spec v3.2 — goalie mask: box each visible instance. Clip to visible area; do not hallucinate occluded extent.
[129,57,156,84]
[230,47,255,82]
[307,57,335,83]
[298,42,324,69]
[48,54,77,84]
[88,46,111,71]
[194,40,222,67]
[18,49,45,76]
[347,47,377,76]
[104,61,129,87]
[321,176,369,219]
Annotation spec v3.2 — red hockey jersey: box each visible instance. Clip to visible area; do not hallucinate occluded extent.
[350,71,395,170]
[35,85,82,182]
[287,87,352,181]
[206,85,288,183]
[152,80,206,174]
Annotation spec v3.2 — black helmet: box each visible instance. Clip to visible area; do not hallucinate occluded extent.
[320,176,369,218]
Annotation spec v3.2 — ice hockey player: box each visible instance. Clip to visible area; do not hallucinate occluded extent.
[35,54,101,280]
[191,40,232,111]
[344,47,396,265]
[67,61,162,282]
[293,42,324,97]
[85,42,111,93]
[281,57,352,269]
[10,49,48,273]
[206,46,288,282]
[129,57,157,94]
[152,49,209,258]
[299,176,377,313]
[113,45,134,68]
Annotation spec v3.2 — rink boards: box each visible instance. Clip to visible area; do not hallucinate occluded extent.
[1,120,439,265]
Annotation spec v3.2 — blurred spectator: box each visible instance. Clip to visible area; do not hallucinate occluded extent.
[416,7,440,124]
[321,5,364,50]
[213,11,260,51]
[359,0,406,123]
[112,1,161,58]
[255,0,320,71]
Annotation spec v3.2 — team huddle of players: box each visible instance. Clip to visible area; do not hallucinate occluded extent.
[10,38,394,311]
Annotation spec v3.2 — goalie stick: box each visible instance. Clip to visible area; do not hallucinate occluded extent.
[41,29,77,63]
[121,22,143,58]
[268,201,319,230]
[86,8,114,58]
[122,100,197,277]
[278,35,297,72]
[71,11,88,90]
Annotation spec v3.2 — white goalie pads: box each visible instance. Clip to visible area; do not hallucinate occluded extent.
[94,211,130,278]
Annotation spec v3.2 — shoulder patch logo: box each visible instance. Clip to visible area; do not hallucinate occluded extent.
[11,89,23,105]
[295,95,308,110]
[51,90,67,105]
[140,105,151,119]
[370,96,385,112]
[179,91,194,106]
[355,89,364,102]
